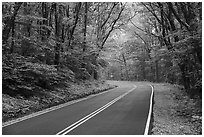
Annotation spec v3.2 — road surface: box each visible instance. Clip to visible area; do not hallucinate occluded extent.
[2,81,153,135]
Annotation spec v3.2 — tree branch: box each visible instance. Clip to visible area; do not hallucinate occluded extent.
[100,2,117,29]
[100,3,125,50]
[167,2,190,31]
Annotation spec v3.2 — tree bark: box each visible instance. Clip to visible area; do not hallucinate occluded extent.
[155,60,159,82]
[122,53,129,80]
[3,2,22,49]
[83,2,88,52]
[167,2,190,31]
[142,60,146,81]
[68,2,81,48]
[54,3,60,66]
[41,2,49,41]
[10,21,15,53]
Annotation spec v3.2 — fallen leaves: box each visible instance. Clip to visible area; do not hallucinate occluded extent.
[152,83,202,135]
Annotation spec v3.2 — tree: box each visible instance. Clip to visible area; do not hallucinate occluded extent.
[140,2,202,96]
[2,2,23,52]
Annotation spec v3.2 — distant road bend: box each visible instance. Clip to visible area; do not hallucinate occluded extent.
[2,81,154,135]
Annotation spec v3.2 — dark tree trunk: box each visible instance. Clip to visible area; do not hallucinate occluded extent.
[81,2,88,71]
[83,2,88,52]
[41,2,49,41]
[142,60,146,81]
[10,22,15,53]
[155,60,159,82]
[121,65,123,80]
[68,2,81,48]
[3,2,22,49]
[179,63,190,93]
[122,53,129,80]
[54,3,60,66]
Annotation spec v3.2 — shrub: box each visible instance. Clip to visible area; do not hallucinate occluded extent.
[2,54,75,98]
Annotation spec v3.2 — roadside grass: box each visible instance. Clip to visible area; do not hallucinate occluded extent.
[2,80,116,123]
[151,83,202,135]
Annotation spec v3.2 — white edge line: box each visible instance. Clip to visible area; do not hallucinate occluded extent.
[56,95,120,135]
[57,85,137,135]
[60,96,119,135]
[2,86,119,127]
[144,84,154,135]
[61,97,120,135]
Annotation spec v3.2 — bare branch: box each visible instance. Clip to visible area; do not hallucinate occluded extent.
[167,2,190,31]
[100,4,126,50]
[100,2,117,29]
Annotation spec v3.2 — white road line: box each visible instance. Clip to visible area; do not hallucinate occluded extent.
[56,85,137,135]
[59,96,120,135]
[144,84,154,135]
[57,97,119,135]
[3,86,119,128]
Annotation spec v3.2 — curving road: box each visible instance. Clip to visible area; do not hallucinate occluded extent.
[2,81,153,135]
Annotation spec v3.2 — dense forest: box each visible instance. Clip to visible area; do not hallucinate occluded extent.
[2,2,202,99]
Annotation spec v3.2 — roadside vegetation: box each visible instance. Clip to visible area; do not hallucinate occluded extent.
[152,83,202,135]
[3,78,115,122]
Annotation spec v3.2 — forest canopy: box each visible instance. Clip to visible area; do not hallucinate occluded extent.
[2,2,202,98]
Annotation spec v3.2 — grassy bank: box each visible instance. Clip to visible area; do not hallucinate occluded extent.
[2,80,116,123]
[151,83,202,135]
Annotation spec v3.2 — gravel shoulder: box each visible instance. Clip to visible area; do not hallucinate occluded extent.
[151,83,202,135]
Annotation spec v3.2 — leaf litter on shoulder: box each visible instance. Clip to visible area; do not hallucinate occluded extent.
[152,83,202,135]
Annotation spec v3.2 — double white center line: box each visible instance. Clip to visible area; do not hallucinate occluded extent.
[56,85,137,135]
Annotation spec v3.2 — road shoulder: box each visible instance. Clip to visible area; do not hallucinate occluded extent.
[151,83,202,135]
[2,80,117,126]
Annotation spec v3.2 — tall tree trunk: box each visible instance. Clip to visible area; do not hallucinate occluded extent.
[83,2,88,53]
[54,3,60,66]
[142,60,146,81]
[121,65,123,80]
[155,60,159,82]
[122,53,129,80]
[68,2,81,48]
[96,3,101,49]
[82,2,88,71]
[41,2,49,64]
[41,2,49,41]
[10,22,15,53]
[179,62,190,93]
[3,2,22,50]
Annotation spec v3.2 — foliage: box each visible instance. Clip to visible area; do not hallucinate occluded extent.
[2,2,201,99]
[106,2,202,98]
[2,54,75,97]
[2,80,116,122]
[2,2,127,98]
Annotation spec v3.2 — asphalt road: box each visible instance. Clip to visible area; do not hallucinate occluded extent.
[2,81,153,135]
